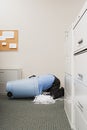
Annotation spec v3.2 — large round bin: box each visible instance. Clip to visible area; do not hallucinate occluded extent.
[6,74,55,98]
[6,77,40,98]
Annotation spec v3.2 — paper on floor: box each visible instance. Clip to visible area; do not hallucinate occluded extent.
[33,94,55,104]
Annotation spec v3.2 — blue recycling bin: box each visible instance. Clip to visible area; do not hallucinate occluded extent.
[6,74,55,98]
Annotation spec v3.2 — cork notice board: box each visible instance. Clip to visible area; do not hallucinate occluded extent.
[0,30,18,51]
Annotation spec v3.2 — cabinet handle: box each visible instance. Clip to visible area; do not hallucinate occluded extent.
[77,73,83,81]
[78,39,83,44]
[78,101,83,109]
[77,104,83,112]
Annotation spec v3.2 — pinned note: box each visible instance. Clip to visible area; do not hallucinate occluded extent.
[2,42,7,46]
[9,43,17,48]
[3,31,14,38]
[0,36,6,40]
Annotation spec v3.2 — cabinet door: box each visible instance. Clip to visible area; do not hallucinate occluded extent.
[74,52,87,85]
[74,79,87,97]
[73,10,87,52]
[75,105,87,130]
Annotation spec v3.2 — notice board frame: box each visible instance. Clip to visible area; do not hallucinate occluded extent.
[0,30,18,51]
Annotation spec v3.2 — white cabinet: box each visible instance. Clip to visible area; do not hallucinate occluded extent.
[65,1,87,130]
[0,69,22,94]
[73,2,87,129]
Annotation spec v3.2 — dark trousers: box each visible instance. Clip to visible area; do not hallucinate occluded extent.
[45,76,64,99]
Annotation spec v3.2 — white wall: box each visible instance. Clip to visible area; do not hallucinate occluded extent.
[0,0,86,86]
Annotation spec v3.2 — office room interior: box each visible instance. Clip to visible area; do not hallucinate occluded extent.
[0,0,87,130]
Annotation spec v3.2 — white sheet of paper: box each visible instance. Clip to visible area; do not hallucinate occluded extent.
[0,36,6,40]
[3,31,14,38]
[2,42,7,46]
[9,43,16,48]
